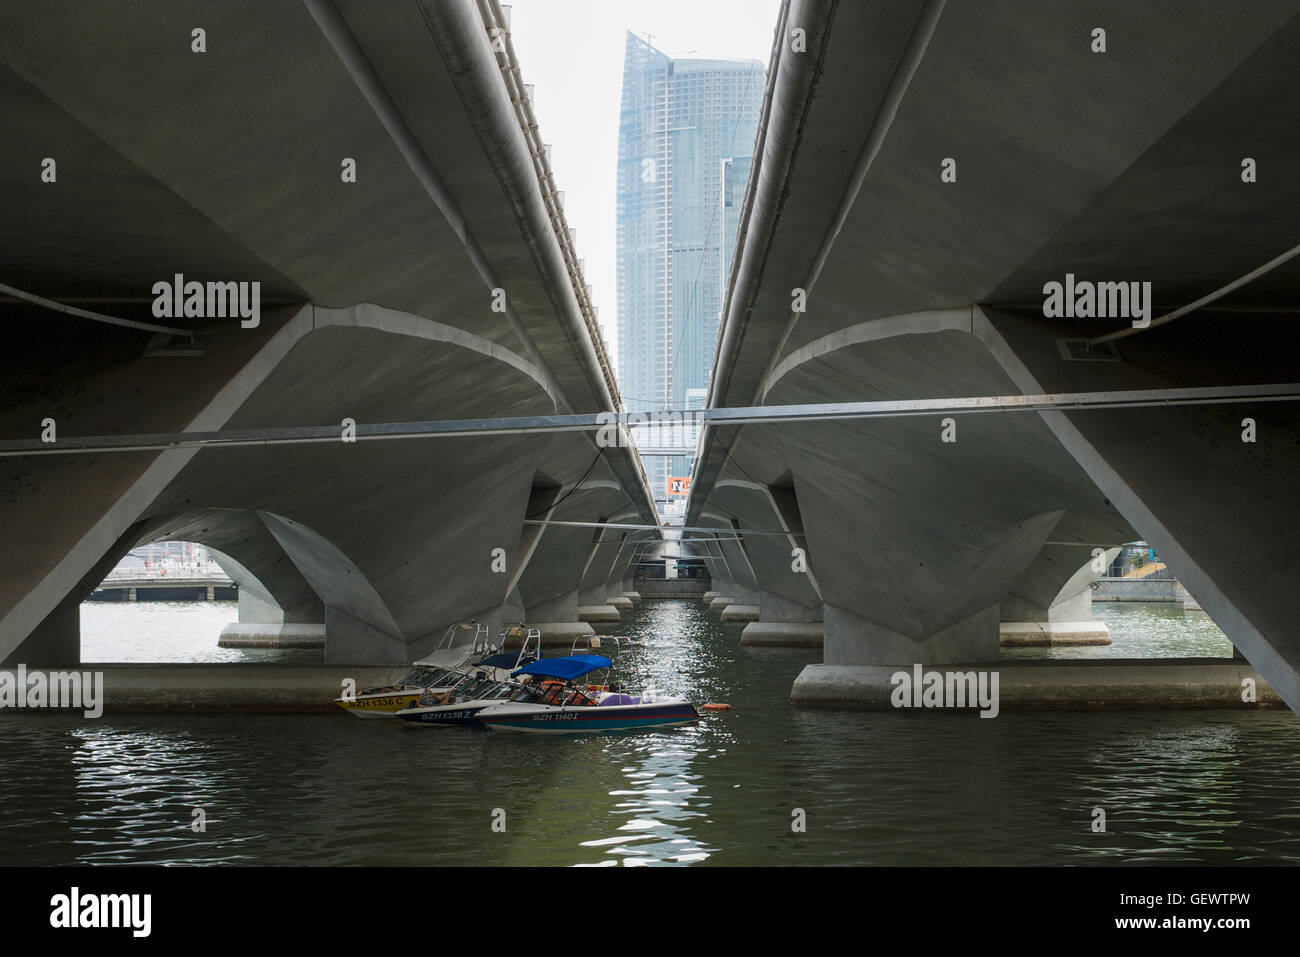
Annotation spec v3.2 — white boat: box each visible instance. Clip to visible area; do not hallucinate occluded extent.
[334,622,496,718]
[476,653,700,734]
[393,630,542,727]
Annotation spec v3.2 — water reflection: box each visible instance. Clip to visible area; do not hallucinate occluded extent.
[0,599,1296,865]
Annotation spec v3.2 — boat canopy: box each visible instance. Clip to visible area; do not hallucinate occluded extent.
[512,655,613,680]
[412,648,472,669]
[474,651,539,670]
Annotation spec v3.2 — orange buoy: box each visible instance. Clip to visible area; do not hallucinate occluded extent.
[701,703,731,711]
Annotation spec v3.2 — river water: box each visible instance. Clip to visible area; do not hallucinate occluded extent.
[0,599,1296,865]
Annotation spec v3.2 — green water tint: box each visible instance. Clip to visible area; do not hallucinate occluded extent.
[1,599,1294,865]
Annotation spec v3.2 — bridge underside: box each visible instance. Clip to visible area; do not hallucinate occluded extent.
[691,0,1300,711]
[0,1,656,665]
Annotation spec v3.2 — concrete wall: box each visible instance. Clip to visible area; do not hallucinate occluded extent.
[634,579,712,598]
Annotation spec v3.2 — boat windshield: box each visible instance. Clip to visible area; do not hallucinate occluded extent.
[396,666,450,687]
[454,676,506,700]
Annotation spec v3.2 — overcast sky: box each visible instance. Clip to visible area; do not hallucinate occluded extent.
[507,0,782,370]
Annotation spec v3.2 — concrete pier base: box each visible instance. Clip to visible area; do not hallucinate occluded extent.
[720,604,760,623]
[607,596,633,611]
[0,664,408,714]
[708,596,733,612]
[218,623,326,649]
[622,592,642,604]
[790,659,1284,711]
[999,621,1112,647]
[578,604,620,623]
[701,591,719,602]
[740,621,824,647]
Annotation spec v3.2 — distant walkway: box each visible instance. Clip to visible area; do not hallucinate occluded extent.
[90,564,236,602]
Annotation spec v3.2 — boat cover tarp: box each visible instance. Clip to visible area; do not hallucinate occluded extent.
[598,694,644,706]
[474,651,540,670]
[513,655,613,680]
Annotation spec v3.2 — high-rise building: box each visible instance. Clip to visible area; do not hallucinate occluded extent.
[616,33,764,502]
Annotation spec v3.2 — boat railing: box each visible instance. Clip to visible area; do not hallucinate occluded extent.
[432,620,489,653]
[511,630,541,668]
[469,622,494,655]
[569,634,647,696]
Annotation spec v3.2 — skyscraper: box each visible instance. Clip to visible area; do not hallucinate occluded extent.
[616,33,765,502]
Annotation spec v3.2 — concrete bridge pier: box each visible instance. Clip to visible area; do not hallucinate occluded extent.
[577,586,621,624]
[997,546,1118,647]
[575,525,630,622]
[217,588,326,650]
[214,549,326,650]
[709,580,760,617]
[740,592,824,647]
[821,601,1002,668]
[523,589,594,648]
[618,576,642,604]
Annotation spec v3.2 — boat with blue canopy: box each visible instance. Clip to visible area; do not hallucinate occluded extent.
[475,654,700,734]
[392,630,542,727]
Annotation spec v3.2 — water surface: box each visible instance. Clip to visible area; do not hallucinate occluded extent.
[1,600,1296,865]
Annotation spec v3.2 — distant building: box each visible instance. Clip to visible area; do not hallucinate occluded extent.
[616,33,764,500]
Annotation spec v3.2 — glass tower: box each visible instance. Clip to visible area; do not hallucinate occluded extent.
[616,33,764,504]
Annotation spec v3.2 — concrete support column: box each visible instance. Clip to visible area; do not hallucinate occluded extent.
[614,575,640,605]
[999,588,1111,647]
[998,544,1116,647]
[791,602,1002,706]
[2,596,81,667]
[708,580,761,615]
[322,606,408,666]
[218,588,325,650]
[578,586,620,624]
[127,588,136,602]
[526,589,594,648]
[822,601,1000,667]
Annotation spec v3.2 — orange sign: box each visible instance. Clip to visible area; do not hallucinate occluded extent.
[667,476,691,496]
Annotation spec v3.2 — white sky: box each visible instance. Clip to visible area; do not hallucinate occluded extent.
[507,0,783,370]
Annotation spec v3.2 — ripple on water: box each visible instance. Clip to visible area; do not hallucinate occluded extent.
[0,600,1296,864]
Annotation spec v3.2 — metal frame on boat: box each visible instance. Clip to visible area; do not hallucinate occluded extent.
[393,629,543,726]
[334,621,496,718]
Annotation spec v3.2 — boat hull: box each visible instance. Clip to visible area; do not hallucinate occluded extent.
[334,690,422,718]
[394,700,498,726]
[479,701,700,734]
